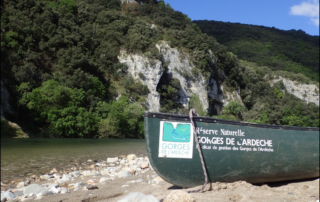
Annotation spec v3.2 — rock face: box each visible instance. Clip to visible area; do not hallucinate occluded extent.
[118,41,229,115]
[118,50,162,112]
[271,76,319,106]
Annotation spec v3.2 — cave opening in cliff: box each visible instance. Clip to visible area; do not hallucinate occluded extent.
[156,70,186,114]
[208,99,223,116]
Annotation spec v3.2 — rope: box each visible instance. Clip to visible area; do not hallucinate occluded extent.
[187,108,208,193]
[160,109,208,202]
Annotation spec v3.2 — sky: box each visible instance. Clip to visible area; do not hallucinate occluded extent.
[164,0,319,36]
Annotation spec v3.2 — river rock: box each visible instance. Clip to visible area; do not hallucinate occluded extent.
[61,174,70,181]
[86,185,98,190]
[100,170,109,175]
[49,186,60,194]
[23,184,48,195]
[16,181,25,188]
[127,154,137,161]
[107,157,118,163]
[129,159,137,165]
[118,192,159,202]
[35,193,43,200]
[40,174,51,181]
[71,171,81,177]
[60,187,68,194]
[48,183,59,189]
[50,168,58,174]
[164,190,195,202]
[53,173,61,179]
[117,170,132,178]
[14,190,24,197]
[140,163,149,169]
[82,171,94,177]
[1,191,16,201]
[99,177,109,183]
[125,167,136,175]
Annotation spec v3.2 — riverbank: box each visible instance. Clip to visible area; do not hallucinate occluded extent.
[1,154,319,202]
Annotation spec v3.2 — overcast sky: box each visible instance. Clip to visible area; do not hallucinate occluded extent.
[164,0,319,36]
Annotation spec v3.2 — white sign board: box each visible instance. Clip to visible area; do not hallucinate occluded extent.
[158,121,194,159]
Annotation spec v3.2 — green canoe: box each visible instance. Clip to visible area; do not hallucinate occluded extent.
[144,112,319,188]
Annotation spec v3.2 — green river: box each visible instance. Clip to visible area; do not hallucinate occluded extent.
[1,138,146,183]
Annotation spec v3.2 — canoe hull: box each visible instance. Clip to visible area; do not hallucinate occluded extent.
[144,112,319,187]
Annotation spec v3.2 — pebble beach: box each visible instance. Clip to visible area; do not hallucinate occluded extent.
[1,154,319,202]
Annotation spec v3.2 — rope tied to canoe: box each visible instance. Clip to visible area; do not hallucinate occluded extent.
[187,108,208,193]
[160,109,208,202]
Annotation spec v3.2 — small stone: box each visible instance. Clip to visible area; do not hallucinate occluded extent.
[24,179,31,185]
[14,190,24,197]
[118,192,158,202]
[31,175,37,179]
[99,177,109,183]
[116,170,132,178]
[35,193,43,200]
[86,185,98,190]
[86,180,95,185]
[119,155,126,158]
[1,187,7,191]
[126,168,136,175]
[87,159,93,163]
[288,192,294,195]
[107,157,118,163]
[164,190,195,202]
[50,186,60,194]
[71,171,81,177]
[24,184,48,195]
[60,182,68,188]
[1,191,16,200]
[82,171,94,177]
[127,154,137,161]
[21,198,33,201]
[51,168,58,173]
[140,163,149,169]
[60,187,68,194]
[90,165,95,169]
[53,173,61,179]
[48,183,59,189]
[16,181,25,188]
[40,175,50,181]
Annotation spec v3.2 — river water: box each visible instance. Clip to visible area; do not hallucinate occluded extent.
[1,138,146,183]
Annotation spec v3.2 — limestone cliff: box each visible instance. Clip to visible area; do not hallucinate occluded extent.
[270,76,319,106]
[118,41,240,115]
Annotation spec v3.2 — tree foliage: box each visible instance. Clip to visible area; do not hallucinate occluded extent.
[1,0,318,138]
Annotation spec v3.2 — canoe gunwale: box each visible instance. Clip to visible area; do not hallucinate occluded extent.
[144,112,319,131]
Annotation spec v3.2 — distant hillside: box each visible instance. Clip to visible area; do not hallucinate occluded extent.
[194,20,319,81]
